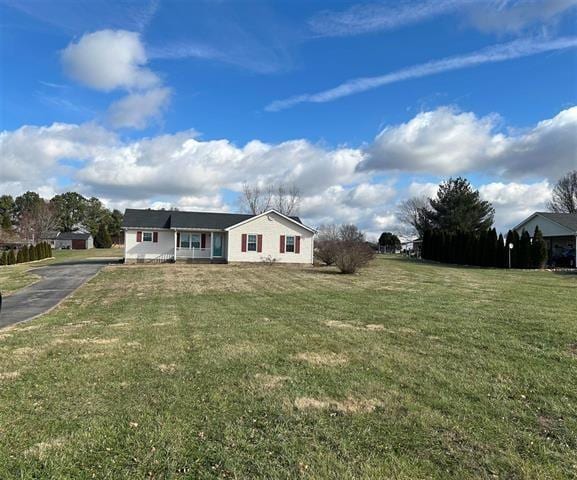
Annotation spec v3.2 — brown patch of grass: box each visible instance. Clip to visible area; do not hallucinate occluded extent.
[254,373,290,390]
[568,343,577,357]
[294,396,383,413]
[293,352,348,367]
[13,346,35,356]
[0,371,20,380]
[158,363,177,374]
[24,438,66,459]
[324,320,385,332]
[108,322,130,328]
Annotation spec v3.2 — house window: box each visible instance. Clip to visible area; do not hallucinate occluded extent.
[191,234,201,249]
[247,234,257,251]
[142,232,153,242]
[180,233,190,248]
[285,235,295,253]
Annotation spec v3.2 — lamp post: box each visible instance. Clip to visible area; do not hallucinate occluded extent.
[508,242,514,269]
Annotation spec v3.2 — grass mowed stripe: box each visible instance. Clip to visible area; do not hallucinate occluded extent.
[0,257,576,478]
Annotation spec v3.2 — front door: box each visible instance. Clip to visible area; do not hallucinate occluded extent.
[212,233,223,257]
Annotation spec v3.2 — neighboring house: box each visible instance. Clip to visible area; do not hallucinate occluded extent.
[40,231,60,248]
[54,232,94,250]
[514,212,577,267]
[122,208,315,264]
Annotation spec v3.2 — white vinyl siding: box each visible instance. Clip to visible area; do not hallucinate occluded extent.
[227,212,313,264]
[124,229,174,262]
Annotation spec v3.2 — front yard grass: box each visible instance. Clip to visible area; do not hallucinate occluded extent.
[0,256,575,479]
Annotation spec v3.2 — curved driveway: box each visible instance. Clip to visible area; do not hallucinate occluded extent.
[0,259,120,328]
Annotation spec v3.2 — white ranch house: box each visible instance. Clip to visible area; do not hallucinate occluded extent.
[122,208,315,264]
[514,212,577,268]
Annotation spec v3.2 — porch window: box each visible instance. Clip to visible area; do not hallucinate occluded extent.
[247,234,257,251]
[142,232,153,242]
[285,235,295,253]
[180,233,201,248]
[180,233,190,248]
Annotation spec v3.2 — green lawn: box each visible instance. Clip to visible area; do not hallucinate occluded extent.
[0,247,123,295]
[0,257,576,479]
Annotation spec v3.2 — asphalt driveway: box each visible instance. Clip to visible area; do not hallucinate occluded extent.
[0,258,119,328]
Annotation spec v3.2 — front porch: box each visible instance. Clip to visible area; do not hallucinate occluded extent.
[173,230,227,262]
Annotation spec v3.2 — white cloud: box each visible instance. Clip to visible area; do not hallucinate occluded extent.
[308,0,473,37]
[479,180,552,230]
[266,36,577,111]
[107,87,172,129]
[360,106,577,179]
[2,106,572,236]
[308,0,577,37]
[467,0,577,34]
[61,30,159,91]
[362,107,499,174]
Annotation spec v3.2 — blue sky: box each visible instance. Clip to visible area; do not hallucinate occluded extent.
[1,0,576,237]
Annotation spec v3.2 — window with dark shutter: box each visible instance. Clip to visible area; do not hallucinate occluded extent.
[136,231,142,242]
[280,235,285,253]
[241,234,247,252]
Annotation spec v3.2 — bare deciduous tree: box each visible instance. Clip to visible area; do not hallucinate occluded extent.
[396,196,430,237]
[339,224,365,243]
[548,170,577,213]
[273,184,300,216]
[239,182,301,216]
[18,201,58,244]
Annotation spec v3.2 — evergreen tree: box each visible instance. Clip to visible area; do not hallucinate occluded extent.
[518,230,531,269]
[0,251,7,266]
[16,249,23,264]
[29,244,37,261]
[531,226,548,269]
[487,228,498,267]
[496,233,505,268]
[425,177,495,233]
[47,243,53,258]
[94,223,113,248]
[8,249,16,265]
[35,244,42,260]
[22,245,29,263]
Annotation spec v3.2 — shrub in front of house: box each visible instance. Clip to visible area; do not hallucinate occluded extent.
[334,241,375,274]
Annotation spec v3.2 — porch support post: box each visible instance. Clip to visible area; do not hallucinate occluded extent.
[173,230,177,261]
[210,232,213,260]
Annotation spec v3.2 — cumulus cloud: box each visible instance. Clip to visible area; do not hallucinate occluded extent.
[107,87,172,129]
[479,180,552,229]
[360,106,577,179]
[2,106,572,235]
[362,107,500,174]
[61,30,159,91]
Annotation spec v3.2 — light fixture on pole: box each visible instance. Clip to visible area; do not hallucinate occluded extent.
[508,242,514,269]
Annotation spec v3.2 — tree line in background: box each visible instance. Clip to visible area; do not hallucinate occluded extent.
[405,176,549,269]
[0,191,123,247]
[0,242,52,266]
[422,226,547,269]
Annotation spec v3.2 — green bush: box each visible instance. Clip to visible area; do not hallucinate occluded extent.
[16,249,23,264]
[94,223,113,248]
[7,249,16,265]
[0,250,7,266]
[531,226,548,268]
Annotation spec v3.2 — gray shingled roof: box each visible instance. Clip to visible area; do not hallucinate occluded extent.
[537,212,577,232]
[122,209,303,230]
[57,232,92,240]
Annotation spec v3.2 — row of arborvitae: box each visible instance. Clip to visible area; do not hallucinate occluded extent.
[422,226,548,269]
[0,242,53,266]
